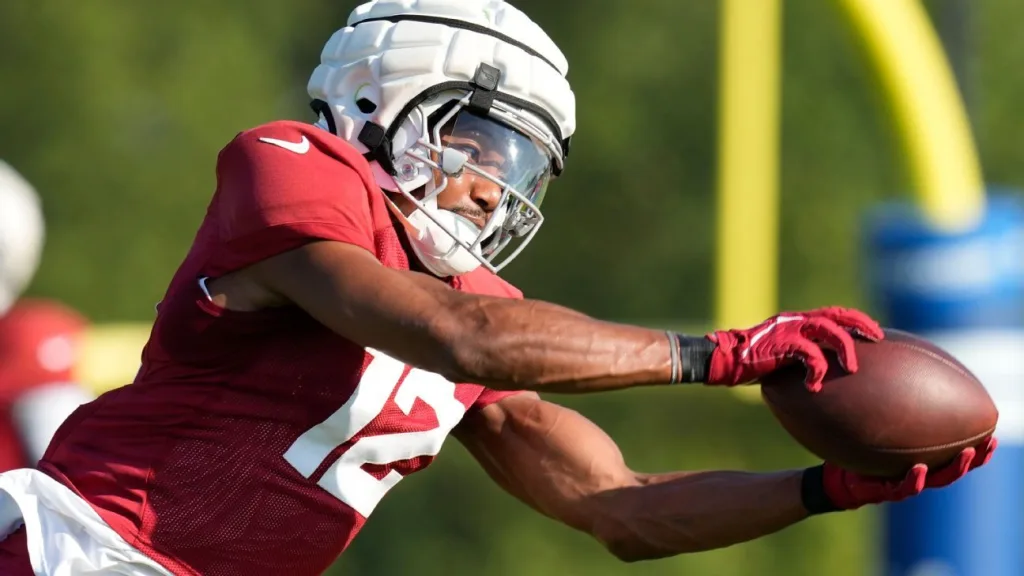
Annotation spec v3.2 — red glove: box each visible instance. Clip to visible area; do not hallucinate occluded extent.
[818,437,997,511]
[706,307,884,392]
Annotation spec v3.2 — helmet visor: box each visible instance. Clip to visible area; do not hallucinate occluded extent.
[436,110,553,258]
[440,110,553,207]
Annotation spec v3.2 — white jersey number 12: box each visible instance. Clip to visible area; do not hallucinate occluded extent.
[283,348,468,517]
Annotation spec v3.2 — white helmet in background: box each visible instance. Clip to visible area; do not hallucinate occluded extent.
[0,161,45,315]
[308,0,575,277]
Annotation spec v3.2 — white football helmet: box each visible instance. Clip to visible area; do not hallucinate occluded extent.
[0,161,45,315]
[308,0,575,277]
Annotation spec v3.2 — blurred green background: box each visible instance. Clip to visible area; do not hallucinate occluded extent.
[2,1,1022,574]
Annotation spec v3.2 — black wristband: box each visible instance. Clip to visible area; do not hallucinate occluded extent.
[671,334,716,383]
[800,465,841,515]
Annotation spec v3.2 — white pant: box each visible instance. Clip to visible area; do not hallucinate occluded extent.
[0,468,172,575]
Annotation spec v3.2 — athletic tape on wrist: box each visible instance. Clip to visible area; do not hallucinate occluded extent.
[800,465,841,515]
[671,334,715,383]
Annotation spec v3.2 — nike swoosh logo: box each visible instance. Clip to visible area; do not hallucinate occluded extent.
[258,135,310,154]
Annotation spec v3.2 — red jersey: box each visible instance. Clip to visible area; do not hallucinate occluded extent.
[38,121,522,576]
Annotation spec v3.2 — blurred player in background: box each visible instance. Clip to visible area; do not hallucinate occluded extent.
[0,300,92,473]
[0,162,93,471]
[0,1,994,575]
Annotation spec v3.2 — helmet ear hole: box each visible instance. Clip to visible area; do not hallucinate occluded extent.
[356,98,378,114]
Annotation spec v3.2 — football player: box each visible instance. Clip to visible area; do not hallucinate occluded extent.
[0,299,92,474]
[0,1,994,574]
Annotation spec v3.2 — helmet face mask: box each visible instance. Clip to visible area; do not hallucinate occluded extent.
[392,93,556,274]
[308,0,576,276]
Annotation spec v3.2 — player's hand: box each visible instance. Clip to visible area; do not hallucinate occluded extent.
[820,436,997,511]
[706,307,884,392]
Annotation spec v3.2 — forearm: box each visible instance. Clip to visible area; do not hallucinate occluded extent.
[590,469,808,561]
[442,295,684,392]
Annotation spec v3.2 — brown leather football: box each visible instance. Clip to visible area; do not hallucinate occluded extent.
[760,329,998,477]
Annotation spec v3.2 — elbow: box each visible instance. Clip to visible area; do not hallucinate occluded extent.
[596,529,673,564]
[602,539,653,564]
[598,532,700,563]
[590,517,659,563]
[591,513,704,563]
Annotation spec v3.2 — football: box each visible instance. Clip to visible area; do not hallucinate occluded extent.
[759,329,998,477]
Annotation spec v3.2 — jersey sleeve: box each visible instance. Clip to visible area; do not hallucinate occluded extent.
[206,124,377,277]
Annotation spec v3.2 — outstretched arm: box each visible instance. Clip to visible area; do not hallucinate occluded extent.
[245,241,876,393]
[453,392,809,561]
[454,393,995,562]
